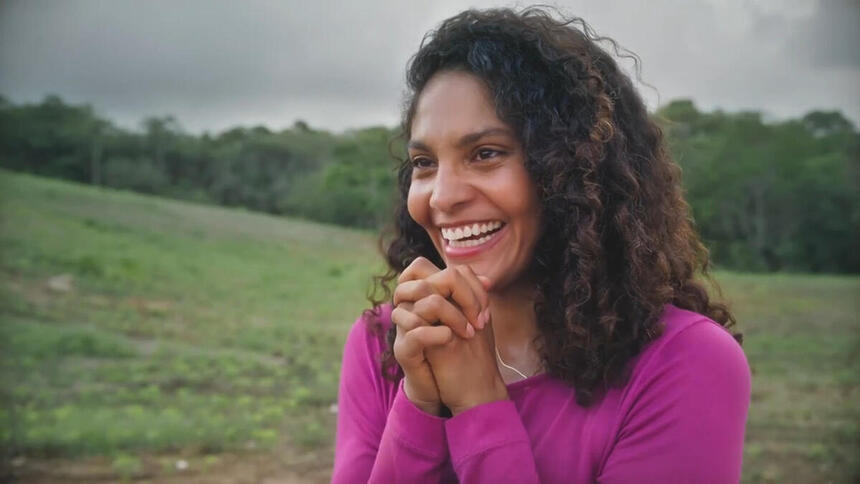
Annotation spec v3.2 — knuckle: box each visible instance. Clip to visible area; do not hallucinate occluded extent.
[391,306,406,324]
[394,329,414,350]
[428,271,452,296]
[392,284,408,304]
[416,279,434,296]
[426,293,446,308]
[409,257,428,272]
[452,267,469,289]
[416,257,440,273]
[393,307,421,330]
[398,257,433,284]
[397,269,410,284]
[441,267,458,283]
[392,339,406,359]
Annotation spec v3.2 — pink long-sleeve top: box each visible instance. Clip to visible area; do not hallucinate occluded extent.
[332,304,751,483]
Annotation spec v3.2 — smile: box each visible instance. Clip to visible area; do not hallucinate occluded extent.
[442,220,504,244]
[440,221,506,251]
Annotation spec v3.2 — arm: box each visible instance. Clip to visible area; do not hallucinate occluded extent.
[395,261,540,482]
[597,321,752,483]
[445,399,541,483]
[332,316,450,483]
[367,383,451,482]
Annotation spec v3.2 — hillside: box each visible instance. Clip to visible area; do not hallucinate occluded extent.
[0,171,383,481]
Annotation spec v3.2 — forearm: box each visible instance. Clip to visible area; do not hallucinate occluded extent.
[366,383,451,483]
[446,399,541,483]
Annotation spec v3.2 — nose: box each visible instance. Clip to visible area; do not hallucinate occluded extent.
[429,161,473,213]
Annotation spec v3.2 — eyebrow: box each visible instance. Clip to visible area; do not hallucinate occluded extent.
[407,127,513,151]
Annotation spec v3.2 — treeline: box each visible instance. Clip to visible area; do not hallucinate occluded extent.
[659,101,858,273]
[0,95,398,229]
[0,95,857,273]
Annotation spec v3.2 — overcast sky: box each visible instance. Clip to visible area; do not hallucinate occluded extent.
[1,0,857,134]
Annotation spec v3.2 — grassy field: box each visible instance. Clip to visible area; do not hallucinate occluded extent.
[1,170,858,483]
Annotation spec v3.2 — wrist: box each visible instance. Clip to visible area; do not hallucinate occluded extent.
[414,401,444,416]
[449,379,509,416]
[403,381,443,416]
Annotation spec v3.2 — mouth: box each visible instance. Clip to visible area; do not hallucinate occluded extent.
[440,220,506,255]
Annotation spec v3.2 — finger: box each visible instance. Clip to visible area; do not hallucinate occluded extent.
[393,325,453,365]
[477,275,493,290]
[393,279,438,307]
[412,293,474,339]
[425,268,484,329]
[398,256,441,284]
[391,305,431,333]
[396,264,482,330]
[452,265,490,329]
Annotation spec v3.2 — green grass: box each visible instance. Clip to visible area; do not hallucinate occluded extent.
[0,171,379,468]
[1,170,858,482]
[714,272,860,483]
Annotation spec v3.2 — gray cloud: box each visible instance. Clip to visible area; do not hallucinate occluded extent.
[787,0,860,69]
[0,0,857,132]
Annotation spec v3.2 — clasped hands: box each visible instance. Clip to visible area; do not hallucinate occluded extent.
[392,257,509,417]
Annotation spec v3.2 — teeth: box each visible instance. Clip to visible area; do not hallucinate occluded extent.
[441,221,503,241]
[448,234,493,248]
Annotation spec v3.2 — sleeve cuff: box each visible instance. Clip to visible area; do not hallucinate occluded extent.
[445,399,531,465]
[386,380,448,459]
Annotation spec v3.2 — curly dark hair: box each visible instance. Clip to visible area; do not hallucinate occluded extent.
[366,6,740,406]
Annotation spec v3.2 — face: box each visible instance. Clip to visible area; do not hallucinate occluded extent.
[407,70,541,291]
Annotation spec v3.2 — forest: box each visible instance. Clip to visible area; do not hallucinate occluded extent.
[1,94,857,273]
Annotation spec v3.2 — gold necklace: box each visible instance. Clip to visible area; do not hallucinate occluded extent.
[495,345,530,380]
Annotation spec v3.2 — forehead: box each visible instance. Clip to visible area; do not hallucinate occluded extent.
[410,71,505,143]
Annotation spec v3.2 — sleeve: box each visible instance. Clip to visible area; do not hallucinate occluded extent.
[332,316,451,484]
[597,321,752,484]
[444,400,541,483]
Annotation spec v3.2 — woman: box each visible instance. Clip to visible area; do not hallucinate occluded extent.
[333,7,750,483]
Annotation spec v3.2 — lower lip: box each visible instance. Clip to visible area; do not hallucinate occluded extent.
[443,224,508,259]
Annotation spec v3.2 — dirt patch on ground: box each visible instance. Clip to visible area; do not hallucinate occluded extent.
[6,448,334,483]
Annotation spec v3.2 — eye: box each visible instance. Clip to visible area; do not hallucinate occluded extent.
[475,148,504,160]
[410,156,435,169]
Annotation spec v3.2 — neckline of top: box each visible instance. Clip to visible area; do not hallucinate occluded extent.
[505,371,551,392]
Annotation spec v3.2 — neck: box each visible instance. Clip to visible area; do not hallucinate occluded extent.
[488,280,539,353]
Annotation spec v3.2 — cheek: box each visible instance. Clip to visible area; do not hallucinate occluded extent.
[525,188,542,221]
[505,173,542,237]
[406,184,428,226]
[523,191,542,233]
[495,171,538,217]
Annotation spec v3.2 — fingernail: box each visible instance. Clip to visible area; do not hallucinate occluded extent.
[466,323,475,337]
[478,309,488,329]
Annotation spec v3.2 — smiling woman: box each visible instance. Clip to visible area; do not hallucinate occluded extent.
[333,6,750,483]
